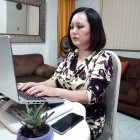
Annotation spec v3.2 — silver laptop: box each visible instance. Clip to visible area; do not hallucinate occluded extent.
[0,35,64,104]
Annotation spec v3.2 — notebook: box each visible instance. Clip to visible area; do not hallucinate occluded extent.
[0,35,64,104]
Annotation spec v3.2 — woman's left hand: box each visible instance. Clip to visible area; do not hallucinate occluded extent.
[25,85,58,97]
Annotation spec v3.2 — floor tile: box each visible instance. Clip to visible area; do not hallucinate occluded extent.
[114,112,140,140]
[125,124,140,140]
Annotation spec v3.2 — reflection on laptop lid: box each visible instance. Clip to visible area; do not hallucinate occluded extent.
[0,35,64,104]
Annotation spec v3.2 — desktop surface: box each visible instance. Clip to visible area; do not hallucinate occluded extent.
[0,102,90,140]
[0,99,73,134]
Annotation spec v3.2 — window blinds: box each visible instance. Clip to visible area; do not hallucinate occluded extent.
[101,0,140,51]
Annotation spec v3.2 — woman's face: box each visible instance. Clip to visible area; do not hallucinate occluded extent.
[70,12,91,49]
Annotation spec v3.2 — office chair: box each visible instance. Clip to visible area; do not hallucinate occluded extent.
[96,51,121,140]
[60,35,72,56]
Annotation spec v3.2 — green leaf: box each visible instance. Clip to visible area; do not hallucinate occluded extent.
[17,103,54,133]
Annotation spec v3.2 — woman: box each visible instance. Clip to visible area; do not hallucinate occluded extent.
[18,7,113,139]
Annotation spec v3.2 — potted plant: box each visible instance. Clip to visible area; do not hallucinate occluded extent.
[16,103,54,140]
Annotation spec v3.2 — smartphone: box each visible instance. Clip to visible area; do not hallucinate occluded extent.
[51,112,84,135]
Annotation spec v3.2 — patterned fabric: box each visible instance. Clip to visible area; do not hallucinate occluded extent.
[51,49,113,139]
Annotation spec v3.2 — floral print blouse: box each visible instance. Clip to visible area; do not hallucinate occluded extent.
[51,49,113,118]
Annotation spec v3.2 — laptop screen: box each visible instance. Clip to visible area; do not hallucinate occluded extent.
[0,35,20,103]
[0,35,64,105]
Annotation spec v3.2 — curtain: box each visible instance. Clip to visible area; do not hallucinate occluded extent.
[57,0,75,57]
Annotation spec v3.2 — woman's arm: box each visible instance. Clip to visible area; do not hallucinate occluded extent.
[86,52,113,104]
[43,78,57,87]
[25,85,88,104]
[55,88,88,104]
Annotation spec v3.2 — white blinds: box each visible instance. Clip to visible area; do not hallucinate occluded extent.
[101,0,140,51]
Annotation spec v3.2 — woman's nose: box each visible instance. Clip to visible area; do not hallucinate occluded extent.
[72,26,78,33]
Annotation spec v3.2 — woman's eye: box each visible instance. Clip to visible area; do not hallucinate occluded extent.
[77,25,84,29]
[70,25,74,29]
[70,25,84,30]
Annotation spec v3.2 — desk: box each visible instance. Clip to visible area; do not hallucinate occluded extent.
[0,102,90,140]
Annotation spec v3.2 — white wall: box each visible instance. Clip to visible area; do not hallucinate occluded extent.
[111,50,140,58]
[0,1,7,33]
[12,0,58,66]
[75,0,101,14]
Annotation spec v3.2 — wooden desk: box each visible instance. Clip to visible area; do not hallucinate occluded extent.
[0,102,90,140]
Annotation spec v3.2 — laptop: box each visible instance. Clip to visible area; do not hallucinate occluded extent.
[0,35,64,104]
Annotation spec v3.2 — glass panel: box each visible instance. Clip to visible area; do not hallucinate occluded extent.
[0,0,45,43]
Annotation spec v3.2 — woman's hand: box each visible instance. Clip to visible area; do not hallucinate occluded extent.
[25,85,58,97]
[17,82,38,91]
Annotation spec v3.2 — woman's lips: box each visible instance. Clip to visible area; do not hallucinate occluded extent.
[72,37,79,40]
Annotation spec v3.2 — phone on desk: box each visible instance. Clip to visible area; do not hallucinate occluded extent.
[51,112,84,135]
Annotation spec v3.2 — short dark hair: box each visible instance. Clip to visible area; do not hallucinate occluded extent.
[68,7,106,52]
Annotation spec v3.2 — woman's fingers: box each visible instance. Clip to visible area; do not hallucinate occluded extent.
[36,92,46,97]
[17,82,36,91]
[19,84,51,97]
[26,87,39,95]
[26,85,44,95]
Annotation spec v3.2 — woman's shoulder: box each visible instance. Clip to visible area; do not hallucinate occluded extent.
[92,50,112,63]
[65,49,78,59]
[93,50,111,58]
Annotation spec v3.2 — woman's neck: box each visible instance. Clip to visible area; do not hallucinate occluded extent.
[78,49,92,61]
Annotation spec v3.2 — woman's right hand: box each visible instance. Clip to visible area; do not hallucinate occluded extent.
[17,82,38,91]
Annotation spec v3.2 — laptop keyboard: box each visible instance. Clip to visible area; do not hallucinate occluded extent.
[18,90,45,100]
[18,90,64,104]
